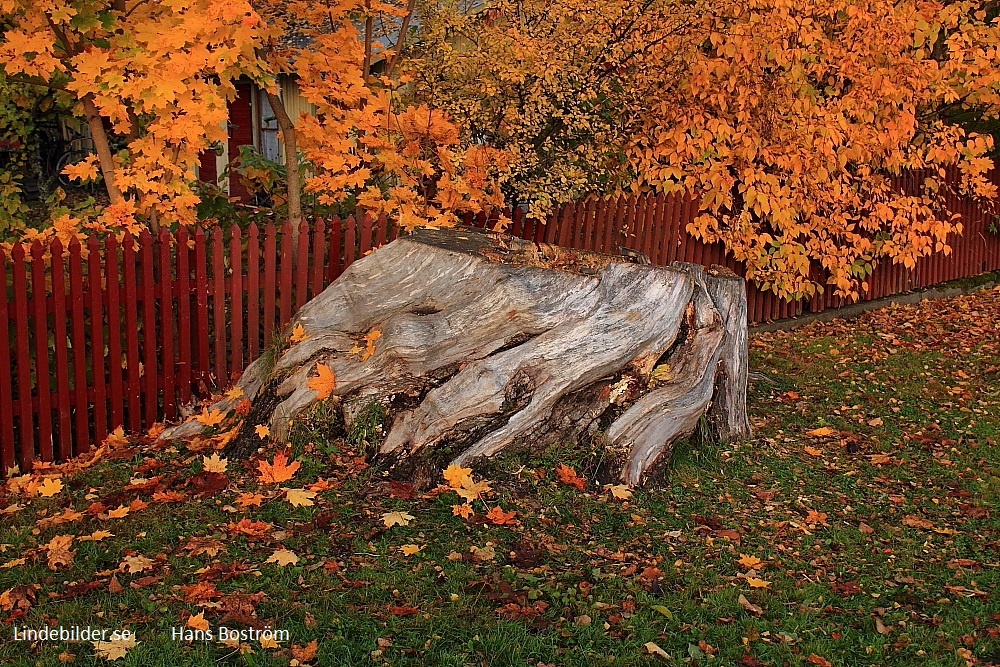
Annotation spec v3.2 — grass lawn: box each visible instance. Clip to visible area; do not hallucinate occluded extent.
[2,287,999,667]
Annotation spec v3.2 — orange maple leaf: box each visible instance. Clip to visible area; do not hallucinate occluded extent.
[484,506,517,525]
[227,518,272,537]
[257,450,300,484]
[451,503,474,519]
[555,463,586,491]
[307,363,336,400]
[194,408,226,427]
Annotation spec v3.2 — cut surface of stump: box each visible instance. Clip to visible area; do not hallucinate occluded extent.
[161,227,750,485]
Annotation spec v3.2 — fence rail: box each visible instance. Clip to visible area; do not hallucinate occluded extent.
[3,174,1000,470]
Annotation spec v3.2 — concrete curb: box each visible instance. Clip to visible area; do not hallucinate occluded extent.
[749,273,1000,334]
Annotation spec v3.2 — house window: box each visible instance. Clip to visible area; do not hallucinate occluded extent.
[258,90,281,163]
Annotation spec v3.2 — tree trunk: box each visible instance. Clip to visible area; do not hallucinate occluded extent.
[161,228,750,486]
[81,96,123,204]
[264,89,302,232]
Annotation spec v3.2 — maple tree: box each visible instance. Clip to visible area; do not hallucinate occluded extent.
[405,0,1000,297]
[0,0,268,241]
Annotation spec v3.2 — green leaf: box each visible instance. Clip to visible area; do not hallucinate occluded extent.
[650,604,673,620]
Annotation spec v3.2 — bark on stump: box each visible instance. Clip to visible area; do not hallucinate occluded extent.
[161,227,751,485]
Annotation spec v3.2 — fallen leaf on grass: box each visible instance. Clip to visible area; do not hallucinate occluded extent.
[44,534,75,570]
[484,506,517,525]
[902,514,935,530]
[607,484,632,500]
[805,427,835,437]
[235,492,264,507]
[804,446,823,457]
[555,463,586,491]
[266,549,299,567]
[202,453,228,473]
[452,503,473,519]
[738,594,763,615]
[79,530,114,542]
[91,636,138,661]
[806,655,832,667]
[186,611,210,631]
[737,554,762,569]
[746,577,771,589]
[398,544,421,556]
[285,488,316,507]
[291,640,318,663]
[38,477,63,497]
[382,511,414,528]
[257,450,300,484]
[121,555,153,574]
[644,641,671,659]
[106,505,130,519]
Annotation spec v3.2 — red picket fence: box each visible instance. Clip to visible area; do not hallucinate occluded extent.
[3,175,1000,470]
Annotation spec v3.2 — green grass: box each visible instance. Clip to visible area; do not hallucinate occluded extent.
[1,289,998,666]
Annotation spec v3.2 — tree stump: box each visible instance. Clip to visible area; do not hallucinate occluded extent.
[161,227,750,485]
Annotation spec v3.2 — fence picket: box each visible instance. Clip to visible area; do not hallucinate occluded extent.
[0,249,13,469]
[158,229,176,421]
[212,227,227,385]
[31,241,53,461]
[122,237,142,432]
[176,228,192,406]
[12,244,33,467]
[50,240,72,460]
[246,224,260,361]
[69,239,88,452]
[140,232,158,427]
[229,226,244,381]
[87,236,107,443]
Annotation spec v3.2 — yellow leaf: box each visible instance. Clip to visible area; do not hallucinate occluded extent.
[202,453,228,473]
[225,386,244,400]
[805,427,835,437]
[121,555,153,574]
[37,477,63,497]
[257,450,300,484]
[608,484,632,500]
[289,323,309,343]
[737,554,762,569]
[79,530,114,542]
[285,488,316,507]
[1,558,25,569]
[106,505,130,519]
[92,636,138,661]
[747,577,771,589]
[451,503,473,519]
[804,446,823,457]
[443,464,473,488]
[235,492,264,507]
[307,363,336,400]
[187,611,210,632]
[194,408,226,427]
[43,534,75,570]
[382,511,414,528]
[398,544,422,556]
[265,549,299,567]
[454,478,492,502]
[254,424,270,439]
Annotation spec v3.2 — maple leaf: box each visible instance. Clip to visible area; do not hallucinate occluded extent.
[307,363,336,400]
[484,506,517,525]
[451,503,474,519]
[182,537,225,558]
[805,510,829,525]
[202,453,228,473]
[902,514,936,530]
[285,488,317,507]
[398,544,422,556]
[37,477,63,497]
[454,478,492,502]
[607,484,632,500]
[806,655,833,667]
[255,424,270,439]
[187,611,210,631]
[235,492,264,508]
[108,505,129,519]
[805,427,835,437]
[43,534,75,570]
[61,158,99,182]
[266,549,299,567]
[289,323,309,343]
[292,640,319,663]
[79,530,114,542]
[555,463,586,491]
[92,636,138,661]
[382,511,414,528]
[153,490,188,503]
[737,554,763,569]
[257,450,300,484]
[443,464,473,488]
[746,577,771,589]
[194,408,227,427]
[225,386,244,400]
[121,555,153,574]
[803,446,823,457]
[227,518,273,537]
